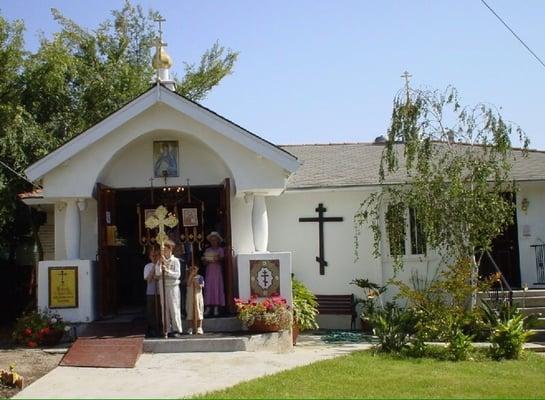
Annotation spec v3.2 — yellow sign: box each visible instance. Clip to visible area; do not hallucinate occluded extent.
[48,267,78,308]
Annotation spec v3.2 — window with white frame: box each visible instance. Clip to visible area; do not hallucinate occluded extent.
[386,206,426,256]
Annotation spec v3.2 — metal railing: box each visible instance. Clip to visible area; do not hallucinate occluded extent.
[530,244,545,284]
[481,249,513,307]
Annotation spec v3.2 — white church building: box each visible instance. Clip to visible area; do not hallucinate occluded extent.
[21,44,545,329]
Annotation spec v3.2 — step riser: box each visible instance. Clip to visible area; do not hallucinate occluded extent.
[527,346,545,352]
[144,338,247,353]
[530,332,545,342]
[513,298,545,307]
[143,331,292,353]
[531,319,545,329]
[201,318,242,333]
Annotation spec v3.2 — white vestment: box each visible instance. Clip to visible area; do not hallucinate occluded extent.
[155,255,183,333]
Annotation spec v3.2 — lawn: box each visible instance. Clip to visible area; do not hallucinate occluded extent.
[198,350,545,399]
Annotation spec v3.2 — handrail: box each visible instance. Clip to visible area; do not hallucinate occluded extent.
[530,243,545,284]
[482,249,513,307]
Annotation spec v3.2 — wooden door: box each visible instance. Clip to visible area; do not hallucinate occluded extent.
[96,183,118,317]
[220,178,235,313]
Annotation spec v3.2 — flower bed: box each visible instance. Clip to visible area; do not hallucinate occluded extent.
[235,296,292,332]
[12,309,69,347]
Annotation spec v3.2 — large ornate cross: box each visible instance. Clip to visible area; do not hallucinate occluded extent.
[299,203,343,275]
[145,205,178,247]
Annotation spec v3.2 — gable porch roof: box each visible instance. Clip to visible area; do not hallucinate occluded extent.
[25,84,299,182]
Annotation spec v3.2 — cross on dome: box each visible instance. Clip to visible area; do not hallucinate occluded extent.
[152,17,175,90]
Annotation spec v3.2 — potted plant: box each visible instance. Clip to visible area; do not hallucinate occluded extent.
[13,309,68,347]
[235,295,292,333]
[292,278,319,345]
[350,278,386,334]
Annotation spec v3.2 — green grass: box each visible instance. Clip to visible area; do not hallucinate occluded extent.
[198,351,545,399]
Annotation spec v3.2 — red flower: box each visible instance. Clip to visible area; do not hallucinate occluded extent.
[27,341,38,348]
[23,328,32,336]
[40,327,50,335]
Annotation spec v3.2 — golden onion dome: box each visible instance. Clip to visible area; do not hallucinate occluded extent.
[152,45,173,69]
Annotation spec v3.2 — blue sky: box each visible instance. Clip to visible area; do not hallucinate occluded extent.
[2,1,544,148]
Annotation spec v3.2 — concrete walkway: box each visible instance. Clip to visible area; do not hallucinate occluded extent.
[14,336,372,399]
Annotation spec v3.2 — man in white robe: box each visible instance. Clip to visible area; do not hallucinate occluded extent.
[155,239,183,337]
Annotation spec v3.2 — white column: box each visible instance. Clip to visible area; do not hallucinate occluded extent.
[252,194,269,252]
[65,199,81,259]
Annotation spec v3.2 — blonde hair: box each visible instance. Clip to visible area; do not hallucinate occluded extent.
[163,239,176,250]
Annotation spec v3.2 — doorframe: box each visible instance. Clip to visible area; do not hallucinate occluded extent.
[96,181,235,317]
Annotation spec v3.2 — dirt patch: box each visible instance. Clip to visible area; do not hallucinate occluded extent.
[0,348,62,398]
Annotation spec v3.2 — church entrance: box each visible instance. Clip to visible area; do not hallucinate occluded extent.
[478,195,521,288]
[96,179,234,318]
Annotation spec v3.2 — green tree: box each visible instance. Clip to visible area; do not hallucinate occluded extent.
[354,86,528,294]
[0,1,238,261]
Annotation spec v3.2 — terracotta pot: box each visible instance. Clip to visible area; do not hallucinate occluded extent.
[248,319,281,333]
[40,329,64,346]
[292,324,300,345]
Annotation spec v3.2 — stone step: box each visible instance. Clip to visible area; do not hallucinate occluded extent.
[479,289,545,299]
[525,343,545,352]
[143,331,292,353]
[479,297,545,308]
[511,290,545,298]
[520,307,545,316]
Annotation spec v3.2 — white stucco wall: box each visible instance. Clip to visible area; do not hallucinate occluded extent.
[99,130,231,188]
[267,190,382,295]
[54,199,97,261]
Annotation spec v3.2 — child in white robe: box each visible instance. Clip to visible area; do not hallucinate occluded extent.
[143,245,160,336]
[155,240,183,337]
[186,265,204,335]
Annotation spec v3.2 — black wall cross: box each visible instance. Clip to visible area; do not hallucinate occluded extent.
[299,203,343,275]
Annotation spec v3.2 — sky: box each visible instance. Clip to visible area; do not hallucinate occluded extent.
[2,1,545,148]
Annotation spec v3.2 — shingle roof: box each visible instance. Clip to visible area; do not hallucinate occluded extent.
[281,142,545,190]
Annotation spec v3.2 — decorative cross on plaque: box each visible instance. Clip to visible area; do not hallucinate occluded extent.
[299,203,343,275]
[58,270,67,286]
[145,205,178,247]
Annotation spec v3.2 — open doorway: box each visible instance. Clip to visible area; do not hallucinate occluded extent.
[96,180,233,318]
[479,196,521,288]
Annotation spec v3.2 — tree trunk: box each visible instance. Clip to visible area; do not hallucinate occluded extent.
[470,252,479,308]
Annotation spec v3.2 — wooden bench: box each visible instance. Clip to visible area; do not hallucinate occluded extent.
[315,294,357,330]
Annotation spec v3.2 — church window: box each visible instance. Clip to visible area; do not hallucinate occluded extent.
[386,205,426,256]
[409,207,426,255]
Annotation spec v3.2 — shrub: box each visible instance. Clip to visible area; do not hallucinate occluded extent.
[292,278,319,331]
[350,278,386,331]
[490,314,532,360]
[393,261,496,341]
[370,302,417,353]
[447,328,474,361]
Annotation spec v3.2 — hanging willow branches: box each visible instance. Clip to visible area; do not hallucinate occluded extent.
[355,86,529,272]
